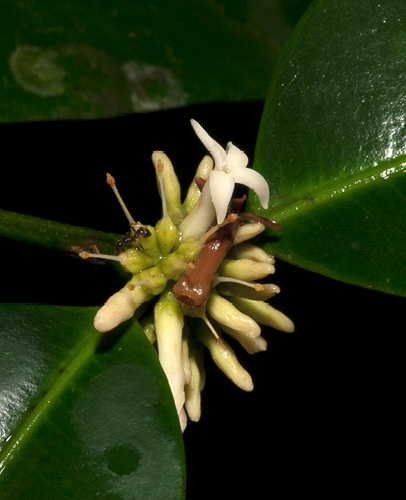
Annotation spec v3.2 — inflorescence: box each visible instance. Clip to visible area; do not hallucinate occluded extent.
[80,120,294,431]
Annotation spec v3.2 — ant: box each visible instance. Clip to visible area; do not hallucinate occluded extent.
[115,223,152,255]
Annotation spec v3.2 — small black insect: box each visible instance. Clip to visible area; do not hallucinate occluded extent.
[115,224,152,254]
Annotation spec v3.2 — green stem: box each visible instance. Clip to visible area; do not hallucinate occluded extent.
[0,209,120,254]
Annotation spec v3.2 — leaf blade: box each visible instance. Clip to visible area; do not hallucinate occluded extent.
[0,305,185,499]
[252,0,406,296]
[0,0,300,123]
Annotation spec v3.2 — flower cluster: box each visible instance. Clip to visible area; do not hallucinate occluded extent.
[80,120,294,431]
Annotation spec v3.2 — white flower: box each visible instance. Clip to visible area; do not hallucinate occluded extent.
[190,119,270,224]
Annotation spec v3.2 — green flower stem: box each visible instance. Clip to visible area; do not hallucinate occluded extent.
[0,208,120,254]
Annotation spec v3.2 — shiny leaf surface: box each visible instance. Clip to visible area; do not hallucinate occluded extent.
[0,305,185,499]
[0,0,312,123]
[252,0,406,296]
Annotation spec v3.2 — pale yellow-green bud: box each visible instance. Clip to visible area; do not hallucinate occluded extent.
[206,289,261,338]
[155,215,180,256]
[182,155,213,214]
[232,222,265,246]
[176,238,204,262]
[120,247,156,275]
[219,258,275,281]
[220,324,268,354]
[228,296,295,333]
[230,243,275,264]
[152,151,183,224]
[154,288,186,425]
[138,266,168,295]
[138,226,161,260]
[197,323,253,392]
[240,335,268,354]
[160,253,189,280]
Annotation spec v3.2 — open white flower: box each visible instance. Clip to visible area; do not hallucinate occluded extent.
[191,119,270,224]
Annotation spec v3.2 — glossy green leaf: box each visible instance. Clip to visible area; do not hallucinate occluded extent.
[252,0,406,297]
[0,305,186,499]
[0,0,311,123]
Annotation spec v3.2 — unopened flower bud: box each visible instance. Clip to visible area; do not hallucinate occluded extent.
[154,288,185,421]
[161,253,189,280]
[94,278,153,332]
[184,341,205,422]
[182,155,213,214]
[176,238,204,262]
[230,243,275,264]
[120,247,156,274]
[155,215,180,256]
[206,289,261,338]
[197,323,253,391]
[152,152,182,224]
[232,222,265,245]
[219,258,275,281]
[229,296,295,333]
[138,266,168,295]
[220,324,268,354]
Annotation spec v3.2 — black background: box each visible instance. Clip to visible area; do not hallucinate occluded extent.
[0,102,402,497]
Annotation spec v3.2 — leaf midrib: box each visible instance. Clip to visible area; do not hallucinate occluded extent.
[266,156,406,223]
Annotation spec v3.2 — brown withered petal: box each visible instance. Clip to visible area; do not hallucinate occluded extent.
[238,212,281,229]
[173,218,239,308]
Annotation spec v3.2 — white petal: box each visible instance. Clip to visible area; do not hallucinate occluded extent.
[190,119,226,170]
[232,168,269,209]
[225,142,248,172]
[209,170,235,224]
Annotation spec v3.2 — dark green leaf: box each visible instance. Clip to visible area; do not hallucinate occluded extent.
[252,0,406,296]
[0,305,185,499]
[0,0,305,123]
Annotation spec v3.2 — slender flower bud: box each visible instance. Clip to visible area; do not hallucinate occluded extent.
[154,287,186,428]
[94,277,153,332]
[184,341,205,422]
[219,324,268,354]
[206,289,261,338]
[197,322,254,391]
[155,215,180,256]
[219,258,275,281]
[232,222,265,245]
[229,243,275,264]
[228,296,295,333]
[152,151,183,224]
[182,155,213,214]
